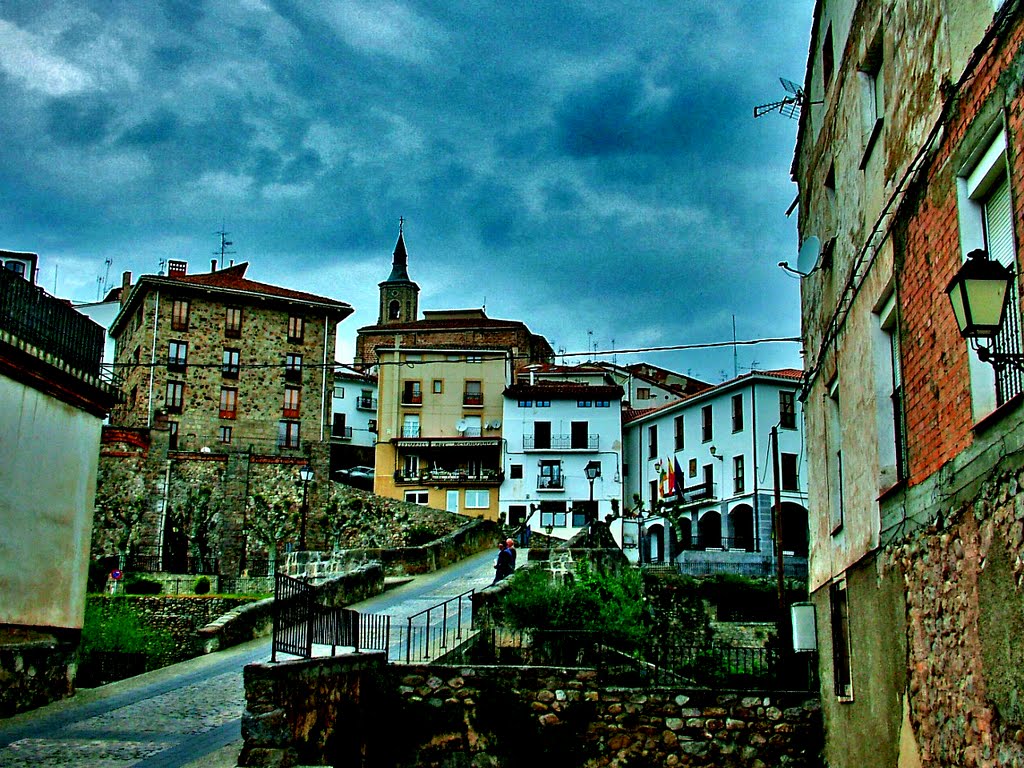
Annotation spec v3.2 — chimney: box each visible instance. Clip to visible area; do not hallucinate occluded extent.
[167,259,187,276]
[211,258,218,272]
[120,271,132,306]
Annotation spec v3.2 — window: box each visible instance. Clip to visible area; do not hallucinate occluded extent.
[3,261,25,278]
[958,129,1023,413]
[595,400,610,407]
[463,415,482,437]
[334,384,345,399]
[171,299,189,331]
[518,400,533,408]
[287,315,304,343]
[510,464,523,479]
[571,421,589,450]
[432,379,443,394]
[402,380,422,405]
[536,400,551,408]
[858,29,884,168]
[731,394,744,432]
[830,579,853,700]
[508,505,527,527]
[702,463,714,494]
[689,458,697,477]
[701,405,713,442]
[166,381,184,413]
[405,491,429,505]
[878,295,907,486]
[827,378,844,533]
[780,391,797,429]
[539,460,562,489]
[733,455,745,494]
[220,387,238,419]
[577,400,592,408]
[283,386,301,418]
[636,387,651,400]
[278,420,300,449]
[222,348,240,379]
[674,415,685,451]
[225,307,242,338]
[168,421,179,450]
[648,424,658,458]
[781,453,799,491]
[367,419,377,433]
[540,501,567,528]
[467,355,482,364]
[465,490,490,509]
[572,501,596,528]
[167,341,188,372]
[402,414,420,438]
[464,380,482,406]
[285,353,302,383]
[404,455,420,476]
[218,426,232,444]
[134,307,144,330]
[822,23,834,88]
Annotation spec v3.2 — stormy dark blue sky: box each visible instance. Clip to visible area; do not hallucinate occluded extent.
[1,1,813,382]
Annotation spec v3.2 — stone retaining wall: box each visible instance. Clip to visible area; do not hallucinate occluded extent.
[0,631,78,717]
[284,518,499,579]
[239,654,823,767]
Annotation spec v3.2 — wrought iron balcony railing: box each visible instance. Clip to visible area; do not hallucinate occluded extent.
[523,434,599,451]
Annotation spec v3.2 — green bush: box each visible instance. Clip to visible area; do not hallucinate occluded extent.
[193,576,211,595]
[404,525,438,547]
[122,574,163,595]
[80,599,176,662]
[496,566,647,646]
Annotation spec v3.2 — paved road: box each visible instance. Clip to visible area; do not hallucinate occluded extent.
[0,548,502,768]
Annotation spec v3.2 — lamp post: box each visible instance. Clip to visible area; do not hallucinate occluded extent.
[584,461,601,546]
[298,463,314,551]
[946,248,1024,372]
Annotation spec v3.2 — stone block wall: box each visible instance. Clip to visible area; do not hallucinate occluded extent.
[0,630,78,717]
[239,656,823,767]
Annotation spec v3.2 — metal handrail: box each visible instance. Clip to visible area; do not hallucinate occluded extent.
[404,589,475,664]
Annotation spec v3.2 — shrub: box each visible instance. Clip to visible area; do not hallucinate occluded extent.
[404,525,438,547]
[193,576,211,595]
[122,574,163,595]
[80,599,176,662]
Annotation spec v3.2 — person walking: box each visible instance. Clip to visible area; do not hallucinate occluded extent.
[492,541,513,584]
[505,538,516,571]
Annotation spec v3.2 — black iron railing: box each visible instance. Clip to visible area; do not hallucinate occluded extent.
[0,267,105,377]
[401,589,475,664]
[523,434,599,451]
[272,573,391,662]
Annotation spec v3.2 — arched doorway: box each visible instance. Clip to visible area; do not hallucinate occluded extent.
[697,510,721,549]
[728,504,755,551]
[675,516,693,553]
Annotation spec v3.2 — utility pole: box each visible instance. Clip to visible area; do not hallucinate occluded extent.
[771,426,788,643]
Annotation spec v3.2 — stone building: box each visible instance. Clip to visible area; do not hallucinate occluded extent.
[793,1,1024,765]
[0,262,117,713]
[95,259,353,575]
[355,229,554,518]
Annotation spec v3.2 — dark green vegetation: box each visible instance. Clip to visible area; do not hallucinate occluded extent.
[77,599,176,686]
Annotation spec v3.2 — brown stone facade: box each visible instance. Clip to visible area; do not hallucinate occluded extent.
[239,655,823,767]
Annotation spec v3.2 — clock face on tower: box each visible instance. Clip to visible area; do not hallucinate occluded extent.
[387,289,398,298]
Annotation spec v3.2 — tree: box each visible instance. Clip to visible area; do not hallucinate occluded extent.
[165,484,220,573]
[245,494,296,574]
[93,462,150,568]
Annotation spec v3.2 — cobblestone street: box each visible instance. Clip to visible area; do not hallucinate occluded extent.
[0,548,500,767]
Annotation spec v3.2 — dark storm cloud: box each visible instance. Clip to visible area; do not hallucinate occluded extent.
[0,0,813,381]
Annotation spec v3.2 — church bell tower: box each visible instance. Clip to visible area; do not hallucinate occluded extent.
[377,219,420,326]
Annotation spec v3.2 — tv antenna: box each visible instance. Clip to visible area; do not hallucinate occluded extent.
[754,77,818,120]
[214,226,235,269]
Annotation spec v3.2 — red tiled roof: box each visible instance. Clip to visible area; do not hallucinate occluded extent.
[166,263,352,310]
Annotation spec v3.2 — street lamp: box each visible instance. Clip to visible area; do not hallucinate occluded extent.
[584,460,601,502]
[946,248,1024,372]
[298,463,314,551]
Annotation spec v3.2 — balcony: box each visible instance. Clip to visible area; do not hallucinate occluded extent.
[331,425,353,440]
[357,395,377,410]
[523,434,599,451]
[537,476,564,491]
[0,267,105,378]
[667,482,717,507]
[681,535,759,552]
[394,468,504,486]
[463,392,483,406]
[401,392,423,406]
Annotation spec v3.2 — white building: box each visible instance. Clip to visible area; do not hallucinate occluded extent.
[500,364,625,540]
[622,369,808,574]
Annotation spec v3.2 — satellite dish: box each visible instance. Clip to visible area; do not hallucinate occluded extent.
[456,420,468,433]
[200,446,211,454]
[491,420,502,429]
[796,236,822,275]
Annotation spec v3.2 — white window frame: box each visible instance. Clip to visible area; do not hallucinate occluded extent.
[465,489,489,509]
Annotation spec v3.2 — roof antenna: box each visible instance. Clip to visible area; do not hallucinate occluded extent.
[754,77,821,119]
[214,225,234,270]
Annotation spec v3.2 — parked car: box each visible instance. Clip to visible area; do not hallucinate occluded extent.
[337,466,374,480]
